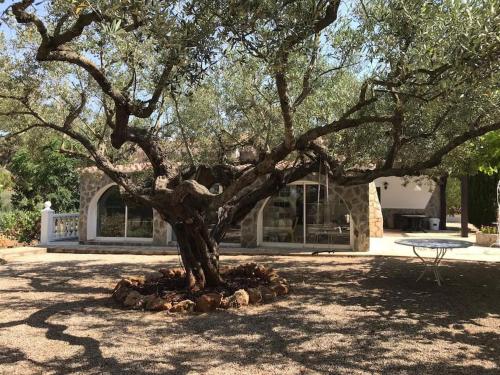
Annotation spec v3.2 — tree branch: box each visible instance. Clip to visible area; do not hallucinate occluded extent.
[292,33,320,109]
[338,121,500,185]
[275,69,295,148]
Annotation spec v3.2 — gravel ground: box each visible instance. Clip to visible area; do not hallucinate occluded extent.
[0,253,499,375]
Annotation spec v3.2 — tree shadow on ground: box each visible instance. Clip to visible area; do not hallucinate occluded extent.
[148,256,500,374]
[0,255,498,374]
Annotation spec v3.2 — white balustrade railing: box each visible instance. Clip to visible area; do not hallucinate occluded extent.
[40,201,79,245]
[52,213,79,241]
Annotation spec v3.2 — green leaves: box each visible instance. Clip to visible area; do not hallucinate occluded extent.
[8,139,80,213]
[2,0,499,187]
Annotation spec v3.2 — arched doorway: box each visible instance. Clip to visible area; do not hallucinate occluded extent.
[259,182,351,247]
[95,185,153,240]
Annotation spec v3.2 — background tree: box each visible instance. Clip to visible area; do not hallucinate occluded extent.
[1,0,499,289]
[0,167,13,212]
[9,139,80,212]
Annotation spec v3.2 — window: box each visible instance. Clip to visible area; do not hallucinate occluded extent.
[97,186,153,239]
[262,183,350,245]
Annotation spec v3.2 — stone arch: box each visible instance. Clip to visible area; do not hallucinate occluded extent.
[252,179,354,249]
[79,173,169,244]
[87,182,117,240]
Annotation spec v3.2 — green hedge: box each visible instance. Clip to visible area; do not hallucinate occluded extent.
[0,210,40,243]
[468,172,499,228]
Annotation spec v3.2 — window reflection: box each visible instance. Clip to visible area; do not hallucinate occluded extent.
[97,186,125,237]
[262,183,350,245]
[262,185,304,243]
[127,202,153,238]
[96,186,153,238]
[305,185,350,245]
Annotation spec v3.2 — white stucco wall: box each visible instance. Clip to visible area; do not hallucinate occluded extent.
[374,176,436,209]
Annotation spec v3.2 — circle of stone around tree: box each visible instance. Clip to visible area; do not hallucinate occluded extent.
[112,263,290,313]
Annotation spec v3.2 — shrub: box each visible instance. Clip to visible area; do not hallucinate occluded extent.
[480,225,498,235]
[0,234,19,248]
[468,172,499,228]
[0,210,40,244]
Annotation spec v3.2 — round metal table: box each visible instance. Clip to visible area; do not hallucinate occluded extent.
[395,239,473,286]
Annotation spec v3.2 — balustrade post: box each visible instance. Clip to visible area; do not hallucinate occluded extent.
[40,201,55,245]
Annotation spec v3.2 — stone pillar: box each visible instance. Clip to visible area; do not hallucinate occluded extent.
[333,184,370,252]
[368,183,384,237]
[40,201,54,245]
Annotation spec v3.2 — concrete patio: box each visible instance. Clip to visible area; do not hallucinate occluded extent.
[15,229,495,263]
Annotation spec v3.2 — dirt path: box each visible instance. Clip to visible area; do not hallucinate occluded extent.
[0,253,499,374]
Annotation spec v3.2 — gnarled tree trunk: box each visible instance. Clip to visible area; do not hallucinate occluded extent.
[172,216,222,290]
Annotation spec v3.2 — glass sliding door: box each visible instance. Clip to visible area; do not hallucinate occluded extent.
[96,185,153,239]
[305,184,350,245]
[262,185,304,243]
[262,183,350,246]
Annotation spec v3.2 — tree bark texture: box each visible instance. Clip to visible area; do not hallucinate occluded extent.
[172,217,222,290]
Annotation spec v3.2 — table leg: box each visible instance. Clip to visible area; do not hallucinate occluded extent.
[431,248,448,286]
[413,246,448,286]
[413,246,430,282]
[431,248,442,286]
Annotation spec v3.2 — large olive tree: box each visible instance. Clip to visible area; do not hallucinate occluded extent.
[1,0,499,289]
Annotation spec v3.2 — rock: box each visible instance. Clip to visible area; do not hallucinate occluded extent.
[123,290,144,308]
[223,289,249,309]
[234,289,250,306]
[144,271,163,283]
[142,293,156,304]
[240,263,258,276]
[266,270,280,282]
[112,279,134,302]
[246,288,262,304]
[158,268,175,278]
[254,265,269,279]
[195,293,223,312]
[159,268,185,279]
[259,286,277,302]
[113,285,132,303]
[270,282,289,296]
[144,295,172,311]
[219,297,230,309]
[169,299,195,313]
[126,276,145,285]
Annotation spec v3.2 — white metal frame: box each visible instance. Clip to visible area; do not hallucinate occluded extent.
[257,180,352,249]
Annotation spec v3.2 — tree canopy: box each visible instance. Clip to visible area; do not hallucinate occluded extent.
[1,0,499,288]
